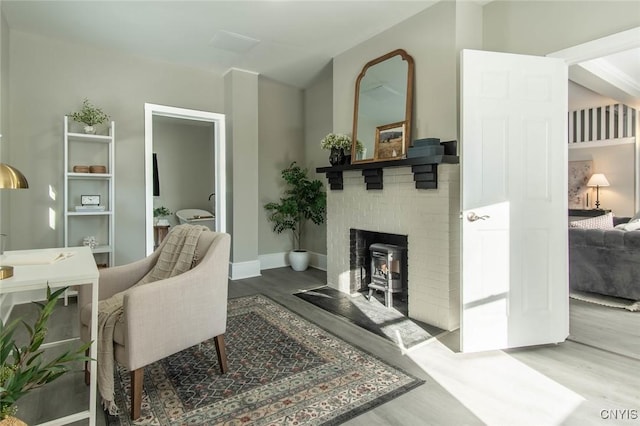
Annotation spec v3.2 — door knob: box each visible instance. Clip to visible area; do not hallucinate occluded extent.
[467,212,489,222]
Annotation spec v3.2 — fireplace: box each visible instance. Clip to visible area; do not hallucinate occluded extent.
[350,229,408,309]
[326,165,461,330]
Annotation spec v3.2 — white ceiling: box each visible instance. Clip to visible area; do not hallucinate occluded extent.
[3,1,638,104]
[571,47,640,108]
[1,0,438,89]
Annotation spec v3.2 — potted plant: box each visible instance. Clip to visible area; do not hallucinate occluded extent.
[153,206,172,226]
[320,133,352,166]
[69,98,110,134]
[264,162,326,271]
[0,287,91,423]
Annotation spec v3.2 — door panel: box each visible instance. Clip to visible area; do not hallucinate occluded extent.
[461,49,568,352]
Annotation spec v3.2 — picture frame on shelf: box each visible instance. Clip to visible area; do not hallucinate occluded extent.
[374,121,406,161]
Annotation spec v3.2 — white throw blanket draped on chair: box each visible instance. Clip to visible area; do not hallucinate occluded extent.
[97,224,208,414]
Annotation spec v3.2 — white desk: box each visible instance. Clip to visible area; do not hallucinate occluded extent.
[0,247,98,426]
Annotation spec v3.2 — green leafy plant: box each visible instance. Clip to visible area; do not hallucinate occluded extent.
[153,206,171,218]
[264,162,326,251]
[0,286,92,419]
[69,98,110,126]
[320,133,352,150]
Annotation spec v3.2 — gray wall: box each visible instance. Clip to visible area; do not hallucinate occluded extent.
[334,2,461,150]
[568,82,636,217]
[152,118,215,227]
[8,30,224,264]
[0,6,9,235]
[258,77,304,254]
[484,1,640,217]
[303,63,333,255]
[483,1,640,55]
[225,69,259,266]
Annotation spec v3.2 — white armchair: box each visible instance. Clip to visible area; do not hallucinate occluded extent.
[78,230,231,419]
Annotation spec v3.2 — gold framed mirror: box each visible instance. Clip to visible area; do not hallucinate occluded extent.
[351,49,414,163]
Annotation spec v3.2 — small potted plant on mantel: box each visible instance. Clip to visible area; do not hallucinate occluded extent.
[320,133,352,166]
[0,287,91,425]
[69,98,110,134]
[264,162,326,271]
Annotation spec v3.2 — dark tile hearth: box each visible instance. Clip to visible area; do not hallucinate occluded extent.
[295,286,444,349]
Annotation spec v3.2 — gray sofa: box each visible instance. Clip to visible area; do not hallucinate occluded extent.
[569,217,640,300]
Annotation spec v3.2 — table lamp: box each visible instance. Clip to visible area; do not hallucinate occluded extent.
[0,162,29,279]
[587,173,609,210]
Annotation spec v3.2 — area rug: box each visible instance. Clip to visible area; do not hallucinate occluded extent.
[570,290,640,312]
[294,286,444,349]
[108,294,423,425]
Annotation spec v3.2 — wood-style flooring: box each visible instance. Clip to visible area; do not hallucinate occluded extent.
[11,267,640,425]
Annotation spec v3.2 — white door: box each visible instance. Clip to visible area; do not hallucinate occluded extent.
[460,50,569,352]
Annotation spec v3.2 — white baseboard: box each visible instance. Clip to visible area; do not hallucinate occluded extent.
[308,251,327,271]
[1,293,14,324]
[258,251,327,271]
[229,260,261,280]
[259,252,288,270]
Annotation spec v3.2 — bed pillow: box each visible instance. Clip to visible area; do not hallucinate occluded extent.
[569,212,614,229]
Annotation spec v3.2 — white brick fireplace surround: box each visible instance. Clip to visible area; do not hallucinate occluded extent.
[327,164,461,330]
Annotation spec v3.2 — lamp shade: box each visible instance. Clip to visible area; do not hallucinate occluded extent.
[0,163,29,189]
[587,173,609,187]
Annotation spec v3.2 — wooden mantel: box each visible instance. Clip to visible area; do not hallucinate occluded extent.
[316,154,459,190]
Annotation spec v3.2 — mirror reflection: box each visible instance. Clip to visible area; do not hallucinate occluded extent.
[352,49,414,163]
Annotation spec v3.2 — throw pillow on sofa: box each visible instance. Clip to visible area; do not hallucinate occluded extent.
[569,212,614,229]
[615,220,640,231]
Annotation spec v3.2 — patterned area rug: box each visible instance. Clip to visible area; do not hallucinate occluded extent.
[108,294,423,425]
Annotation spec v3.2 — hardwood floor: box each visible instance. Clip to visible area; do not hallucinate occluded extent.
[11,267,639,425]
[568,298,640,360]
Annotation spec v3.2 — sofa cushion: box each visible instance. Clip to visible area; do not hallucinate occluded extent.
[569,212,614,229]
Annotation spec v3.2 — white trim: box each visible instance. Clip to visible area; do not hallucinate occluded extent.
[547,27,640,65]
[259,252,289,270]
[222,67,260,78]
[144,103,227,256]
[308,251,327,271]
[568,136,635,149]
[0,293,13,324]
[258,251,327,271]
[229,260,261,280]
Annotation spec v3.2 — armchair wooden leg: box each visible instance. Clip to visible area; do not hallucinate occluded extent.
[214,334,228,374]
[130,368,143,420]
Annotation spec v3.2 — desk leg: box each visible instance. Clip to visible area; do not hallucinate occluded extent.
[89,279,98,426]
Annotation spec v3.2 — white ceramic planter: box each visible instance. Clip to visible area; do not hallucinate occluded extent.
[289,249,310,271]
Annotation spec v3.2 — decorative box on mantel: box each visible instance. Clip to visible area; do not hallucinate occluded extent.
[316,153,459,190]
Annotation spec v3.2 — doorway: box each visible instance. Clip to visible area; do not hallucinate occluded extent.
[549,27,640,359]
[144,103,226,255]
